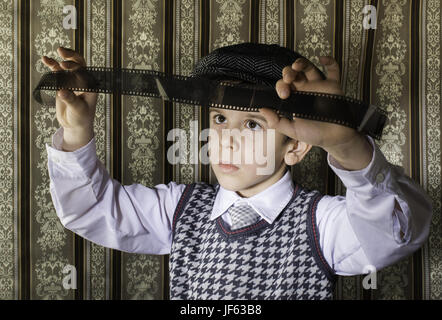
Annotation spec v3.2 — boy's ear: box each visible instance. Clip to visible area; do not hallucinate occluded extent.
[284,139,312,166]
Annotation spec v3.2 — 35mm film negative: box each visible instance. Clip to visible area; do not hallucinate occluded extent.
[33,66,387,140]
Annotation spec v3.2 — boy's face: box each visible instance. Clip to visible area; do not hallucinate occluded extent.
[208,106,299,197]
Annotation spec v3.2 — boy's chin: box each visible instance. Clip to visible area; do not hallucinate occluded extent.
[213,171,248,192]
[214,175,242,191]
[213,170,270,193]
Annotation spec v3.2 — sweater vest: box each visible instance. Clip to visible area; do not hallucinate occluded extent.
[169,181,337,300]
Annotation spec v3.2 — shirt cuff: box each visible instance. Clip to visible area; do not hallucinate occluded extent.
[45,127,97,169]
[327,135,390,191]
[328,135,411,244]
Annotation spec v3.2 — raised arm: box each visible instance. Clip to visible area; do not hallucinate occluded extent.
[47,127,186,254]
[316,135,433,275]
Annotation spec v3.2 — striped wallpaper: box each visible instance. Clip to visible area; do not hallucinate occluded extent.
[0,0,440,300]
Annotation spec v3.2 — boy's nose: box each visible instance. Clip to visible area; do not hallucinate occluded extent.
[220,133,233,152]
[220,129,241,151]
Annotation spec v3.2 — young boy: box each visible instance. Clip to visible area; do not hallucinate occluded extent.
[42,43,432,300]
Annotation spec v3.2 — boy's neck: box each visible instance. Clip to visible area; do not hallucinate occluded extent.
[236,162,288,198]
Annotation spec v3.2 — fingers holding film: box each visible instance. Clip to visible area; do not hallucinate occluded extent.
[259,107,298,140]
[42,47,86,70]
[282,66,296,83]
[57,47,86,67]
[279,66,307,99]
[292,57,322,81]
[57,48,90,95]
[42,49,83,95]
[57,47,98,105]
[319,56,340,82]
[42,48,94,101]
[276,79,292,99]
[41,56,63,72]
[59,60,82,70]
[41,56,70,98]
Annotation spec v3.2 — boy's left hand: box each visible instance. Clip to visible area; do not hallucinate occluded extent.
[259,56,373,170]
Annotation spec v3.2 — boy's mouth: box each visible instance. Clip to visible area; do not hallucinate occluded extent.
[217,162,240,173]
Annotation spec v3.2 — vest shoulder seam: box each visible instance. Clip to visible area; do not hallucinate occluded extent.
[171,183,196,237]
[306,191,337,283]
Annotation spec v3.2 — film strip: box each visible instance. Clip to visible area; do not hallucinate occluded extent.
[33,66,387,140]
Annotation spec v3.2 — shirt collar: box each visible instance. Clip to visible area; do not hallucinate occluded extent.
[210,170,295,224]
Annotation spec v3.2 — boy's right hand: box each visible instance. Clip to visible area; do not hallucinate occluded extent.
[42,47,98,151]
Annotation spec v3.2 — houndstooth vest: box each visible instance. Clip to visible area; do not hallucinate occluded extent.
[169,181,337,300]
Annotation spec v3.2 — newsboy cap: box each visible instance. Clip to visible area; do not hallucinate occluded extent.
[189,42,326,88]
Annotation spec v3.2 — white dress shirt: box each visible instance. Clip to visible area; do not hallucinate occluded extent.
[46,127,433,276]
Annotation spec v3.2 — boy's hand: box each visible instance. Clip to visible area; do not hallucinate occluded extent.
[277,56,344,97]
[41,47,97,151]
[41,47,97,131]
[259,56,373,170]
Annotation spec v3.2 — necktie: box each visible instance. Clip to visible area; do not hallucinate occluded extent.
[227,202,261,230]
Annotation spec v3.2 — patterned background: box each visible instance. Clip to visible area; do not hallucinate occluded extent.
[0,0,440,299]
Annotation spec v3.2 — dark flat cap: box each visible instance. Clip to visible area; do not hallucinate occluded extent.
[190,42,325,88]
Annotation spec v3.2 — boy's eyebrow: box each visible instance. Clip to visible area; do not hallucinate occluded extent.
[244,112,268,123]
[209,109,268,123]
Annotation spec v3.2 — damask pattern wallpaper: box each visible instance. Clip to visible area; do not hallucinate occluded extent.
[0,0,440,299]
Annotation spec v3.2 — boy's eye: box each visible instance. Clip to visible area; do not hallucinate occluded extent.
[212,114,263,131]
[213,114,226,124]
[246,120,262,131]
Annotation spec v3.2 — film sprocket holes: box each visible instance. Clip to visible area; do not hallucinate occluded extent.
[33,66,387,140]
